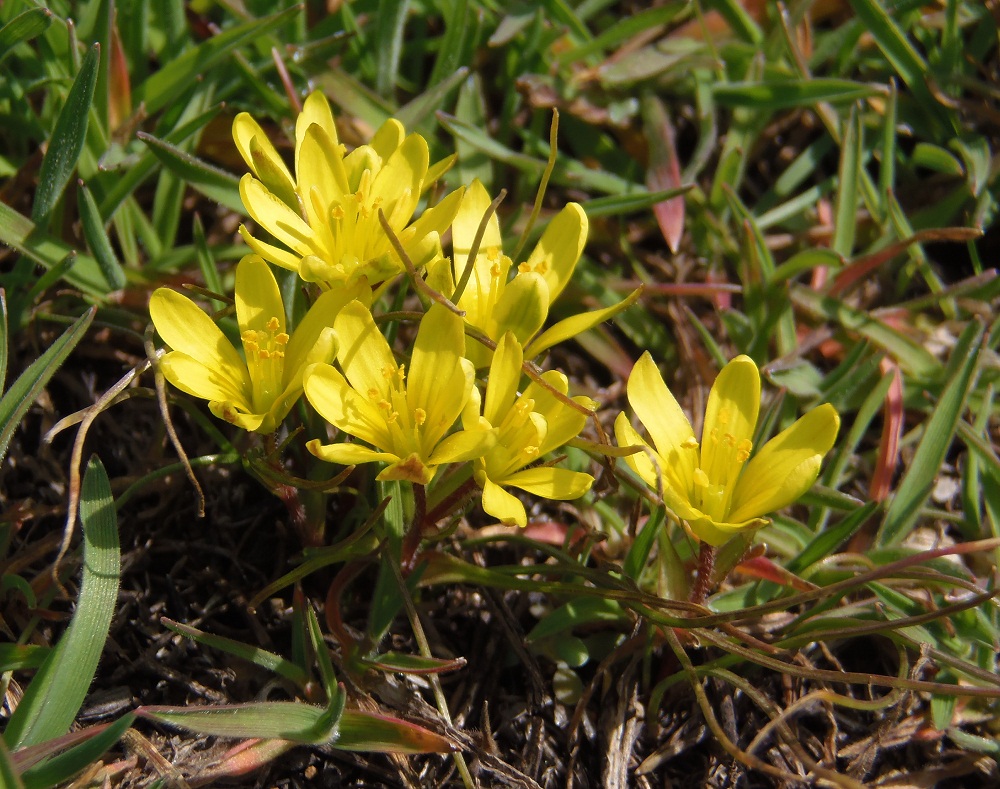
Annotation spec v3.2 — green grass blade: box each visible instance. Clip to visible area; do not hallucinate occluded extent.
[0,202,106,298]
[0,7,53,67]
[136,132,242,213]
[375,0,409,97]
[832,106,861,257]
[138,701,334,743]
[31,43,100,228]
[77,181,126,291]
[133,6,301,116]
[0,736,25,789]
[878,321,985,545]
[713,79,881,110]
[19,714,135,789]
[6,456,121,750]
[0,308,95,466]
[334,710,457,754]
[0,290,7,393]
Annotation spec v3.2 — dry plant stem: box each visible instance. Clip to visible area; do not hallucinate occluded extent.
[660,625,858,788]
[511,110,559,263]
[271,45,301,113]
[688,541,716,606]
[452,188,507,304]
[51,355,151,591]
[388,557,475,789]
[377,208,464,315]
[148,327,206,516]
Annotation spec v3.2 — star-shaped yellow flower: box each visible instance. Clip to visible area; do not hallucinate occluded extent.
[426,179,639,367]
[150,255,364,434]
[235,91,463,288]
[467,333,595,527]
[615,353,840,547]
[304,301,494,484]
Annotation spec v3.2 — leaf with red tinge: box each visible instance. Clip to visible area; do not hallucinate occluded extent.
[870,357,903,502]
[196,738,297,782]
[364,652,467,676]
[733,556,817,592]
[642,95,685,253]
[333,710,458,754]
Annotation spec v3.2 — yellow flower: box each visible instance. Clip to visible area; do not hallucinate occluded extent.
[150,255,364,434]
[234,91,463,288]
[426,179,639,367]
[615,353,840,547]
[467,333,595,527]
[304,301,494,484]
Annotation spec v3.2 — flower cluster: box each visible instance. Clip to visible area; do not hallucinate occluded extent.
[150,91,838,544]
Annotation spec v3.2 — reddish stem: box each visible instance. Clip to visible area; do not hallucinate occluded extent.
[688,542,717,606]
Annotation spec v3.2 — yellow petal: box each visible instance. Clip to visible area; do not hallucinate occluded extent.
[306,438,396,467]
[524,288,641,359]
[484,333,523,426]
[378,452,434,485]
[687,515,767,548]
[159,352,251,411]
[238,225,302,272]
[284,285,367,380]
[232,112,295,203]
[522,203,587,304]
[625,352,696,497]
[296,122,349,219]
[295,91,339,151]
[503,467,594,500]
[728,403,840,524]
[407,305,470,446]
[493,272,548,347]
[209,402,269,434]
[700,355,760,488]
[429,427,496,466]
[614,411,659,490]
[406,186,465,246]
[304,363,393,451]
[371,133,426,227]
[480,477,528,527]
[239,174,314,256]
[235,255,284,337]
[453,180,502,259]
[522,371,593,455]
[334,301,396,403]
[370,118,406,161]
[150,288,251,393]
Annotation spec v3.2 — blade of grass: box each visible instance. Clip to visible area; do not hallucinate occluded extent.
[19,714,135,789]
[136,132,242,213]
[0,7,53,68]
[713,79,882,110]
[32,43,100,228]
[6,456,121,749]
[77,181,126,291]
[878,320,985,545]
[0,308,95,466]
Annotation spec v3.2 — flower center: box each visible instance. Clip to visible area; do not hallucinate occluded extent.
[368,363,430,456]
[689,431,753,523]
[242,316,288,412]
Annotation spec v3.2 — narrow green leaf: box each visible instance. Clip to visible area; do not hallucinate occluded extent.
[20,714,135,789]
[0,736,25,789]
[790,286,939,381]
[579,186,691,219]
[0,290,7,393]
[0,644,48,672]
[526,598,629,642]
[161,618,310,689]
[0,309,95,466]
[334,710,456,754]
[713,79,881,110]
[878,321,985,544]
[787,502,878,574]
[832,107,861,257]
[32,43,100,227]
[556,4,689,63]
[77,181,126,290]
[703,0,762,44]
[911,143,964,176]
[363,652,466,676]
[6,456,121,749]
[133,6,301,116]
[0,202,106,297]
[0,7,53,67]
[136,132,242,213]
[375,0,409,97]
[623,505,664,581]
[139,702,335,744]
[192,215,224,307]
[395,67,469,131]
